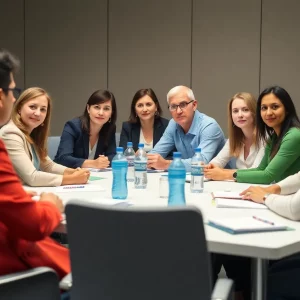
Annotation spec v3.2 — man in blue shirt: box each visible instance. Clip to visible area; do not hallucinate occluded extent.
[147,86,225,171]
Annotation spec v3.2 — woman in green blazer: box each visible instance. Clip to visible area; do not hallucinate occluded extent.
[235,85,300,184]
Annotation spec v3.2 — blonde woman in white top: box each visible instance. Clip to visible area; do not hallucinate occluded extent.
[208,92,265,299]
[204,92,265,181]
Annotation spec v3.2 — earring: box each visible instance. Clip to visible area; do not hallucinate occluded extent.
[40,123,44,127]
[155,111,158,115]
[108,118,111,123]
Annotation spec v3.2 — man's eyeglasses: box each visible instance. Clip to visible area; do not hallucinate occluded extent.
[2,87,22,99]
[168,100,194,112]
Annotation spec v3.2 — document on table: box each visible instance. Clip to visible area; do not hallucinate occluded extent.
[212,191,267,209]
[88,198,131,206]
[208,216,288,234]
[85,167,112,172]
[89,176,105,181]
[55,184,105,193]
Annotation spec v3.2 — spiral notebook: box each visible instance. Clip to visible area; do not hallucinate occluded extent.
[208,216,288,234]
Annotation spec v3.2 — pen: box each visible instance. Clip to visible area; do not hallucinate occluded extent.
[62,185,85,189]
[253,216,275,225]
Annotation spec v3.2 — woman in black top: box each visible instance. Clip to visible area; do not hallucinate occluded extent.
[119,88,169,152]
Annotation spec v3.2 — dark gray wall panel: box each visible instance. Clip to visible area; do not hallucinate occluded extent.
[192,0,261,135]
[0,0,24,88]
[25,0,108,135]
[260,0,300,115]
[109,0,192,130]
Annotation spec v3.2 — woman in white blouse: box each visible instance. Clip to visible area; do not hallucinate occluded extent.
[241,172,300,300]
[204,92,265,181]
[208,92,265,300]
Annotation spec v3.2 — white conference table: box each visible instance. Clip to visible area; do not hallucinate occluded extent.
[29,171,300,300]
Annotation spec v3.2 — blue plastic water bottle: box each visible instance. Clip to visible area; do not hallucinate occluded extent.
[190,148,204,193]
[134,143,148,189]
[168,152,186,205]
[112,147,128,199]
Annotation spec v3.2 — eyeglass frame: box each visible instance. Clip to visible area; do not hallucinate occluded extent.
[168,99,194,112]
[1,87,22,98]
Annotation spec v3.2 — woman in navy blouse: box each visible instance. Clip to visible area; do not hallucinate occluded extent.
[54,89,117,169]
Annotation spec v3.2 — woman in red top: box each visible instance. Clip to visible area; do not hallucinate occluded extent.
[0,49,70,278]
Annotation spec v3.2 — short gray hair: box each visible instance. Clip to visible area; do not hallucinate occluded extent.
[166,86,195,103]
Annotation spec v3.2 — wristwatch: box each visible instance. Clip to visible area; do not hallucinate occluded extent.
[233,171,237,181]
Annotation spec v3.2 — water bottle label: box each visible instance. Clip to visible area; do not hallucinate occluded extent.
[127,158,134,167]
[134,162,147,171]
[168,178,186,205]
[135,173,147,186]
[191,165,203,176]
[192,176,202,185]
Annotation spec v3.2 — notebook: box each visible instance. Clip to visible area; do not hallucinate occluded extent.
[212,191,267,209]
[208,216,288,234]
[215,198,267,209]
[212,191,242,199]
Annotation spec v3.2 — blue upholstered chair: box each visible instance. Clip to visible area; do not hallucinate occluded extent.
[115,132,120,146]
[47,136,61,160]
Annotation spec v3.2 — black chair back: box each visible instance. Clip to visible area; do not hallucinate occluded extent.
[66,200,212,300]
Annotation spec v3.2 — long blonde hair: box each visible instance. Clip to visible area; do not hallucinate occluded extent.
[228,92,257,157]
[11,87,52,161]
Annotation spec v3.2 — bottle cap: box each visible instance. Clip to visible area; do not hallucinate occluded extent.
[138,143,144,148]
[195,148,201,152]
[173,152,182,158]
[127,142,133,147]
[116,147,123,152]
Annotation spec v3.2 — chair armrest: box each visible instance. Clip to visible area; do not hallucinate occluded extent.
[211,278,234,300]
[59,272,72,290]
[0,267,56,284]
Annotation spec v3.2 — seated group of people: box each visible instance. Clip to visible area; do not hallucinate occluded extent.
[1,48,300,300]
